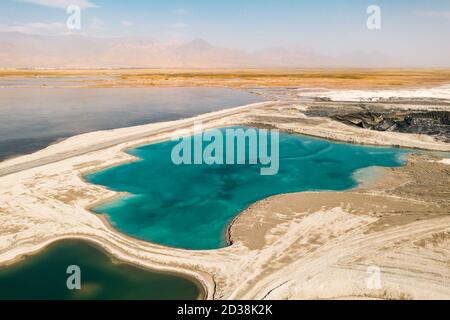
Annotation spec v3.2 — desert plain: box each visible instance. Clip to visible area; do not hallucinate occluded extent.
[0,69,449,299]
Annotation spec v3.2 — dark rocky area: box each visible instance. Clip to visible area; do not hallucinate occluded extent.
[331,111,449,143]
[303,102,450,143]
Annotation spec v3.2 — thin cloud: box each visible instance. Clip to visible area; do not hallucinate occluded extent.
[170,22,189,29]
[416,10,450,19]
[0,21,67,35]
[173,8,189,16]
[121,20,135,27]
[16,0,98,9]
[89,17,106,32]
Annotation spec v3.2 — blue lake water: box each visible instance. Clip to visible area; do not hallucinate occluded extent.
[0,87,262,160]
[87,128,410,250]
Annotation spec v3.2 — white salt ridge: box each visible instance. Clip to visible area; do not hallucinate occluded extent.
[298,85,450,102]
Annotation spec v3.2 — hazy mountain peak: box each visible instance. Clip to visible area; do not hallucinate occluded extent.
[0,32,412,68]
[178,38,214,51]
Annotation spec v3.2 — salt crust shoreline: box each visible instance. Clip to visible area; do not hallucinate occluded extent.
[0,99,449,300]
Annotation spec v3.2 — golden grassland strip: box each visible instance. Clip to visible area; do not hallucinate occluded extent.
[1,68,450,89]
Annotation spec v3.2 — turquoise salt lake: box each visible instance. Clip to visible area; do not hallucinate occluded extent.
[87,127,410,250]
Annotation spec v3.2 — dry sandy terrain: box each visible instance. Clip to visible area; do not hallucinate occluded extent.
[229,154,450,299]
[0,99,449,300]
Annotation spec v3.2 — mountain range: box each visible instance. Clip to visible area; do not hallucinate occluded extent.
[0,32,402,69]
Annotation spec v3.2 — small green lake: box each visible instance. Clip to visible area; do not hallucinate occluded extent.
[0,240,201,300]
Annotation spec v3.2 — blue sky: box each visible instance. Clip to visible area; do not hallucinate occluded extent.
[1,0,449,62]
